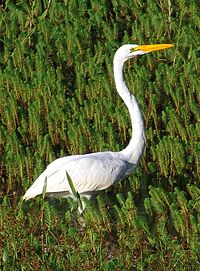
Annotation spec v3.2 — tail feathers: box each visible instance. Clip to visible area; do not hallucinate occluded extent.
[23,192,38,201]
[23,168,71,200]
[23,178,46,201]
[23,188,42,201]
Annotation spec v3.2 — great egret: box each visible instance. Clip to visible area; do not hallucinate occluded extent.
[23,43,173,210]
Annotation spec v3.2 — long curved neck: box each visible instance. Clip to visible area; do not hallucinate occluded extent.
[113,57,145,163]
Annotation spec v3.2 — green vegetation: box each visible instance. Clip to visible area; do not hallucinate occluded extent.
[0,0,199,270]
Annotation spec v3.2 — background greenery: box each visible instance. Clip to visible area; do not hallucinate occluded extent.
[0,0,199,270]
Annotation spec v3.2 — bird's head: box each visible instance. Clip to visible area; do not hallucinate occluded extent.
[114,43,174,63]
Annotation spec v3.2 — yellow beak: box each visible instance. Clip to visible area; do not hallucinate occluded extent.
[133,44,174,53]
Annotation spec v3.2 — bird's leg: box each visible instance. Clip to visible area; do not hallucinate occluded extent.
[78,194,92,214]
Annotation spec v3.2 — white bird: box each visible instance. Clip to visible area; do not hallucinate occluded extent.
[23,43,173,210]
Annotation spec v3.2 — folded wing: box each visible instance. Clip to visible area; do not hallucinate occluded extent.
[23,152,129,200]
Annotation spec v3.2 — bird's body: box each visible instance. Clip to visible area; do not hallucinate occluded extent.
[23,43,173,208]
[23,150,141,200]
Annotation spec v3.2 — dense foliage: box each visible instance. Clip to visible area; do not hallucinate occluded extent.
[0,0,199,270]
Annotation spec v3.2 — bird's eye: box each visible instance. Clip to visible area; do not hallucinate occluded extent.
[130,47,138,52]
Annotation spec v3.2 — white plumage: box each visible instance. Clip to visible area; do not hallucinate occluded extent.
[23,43,173,208]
